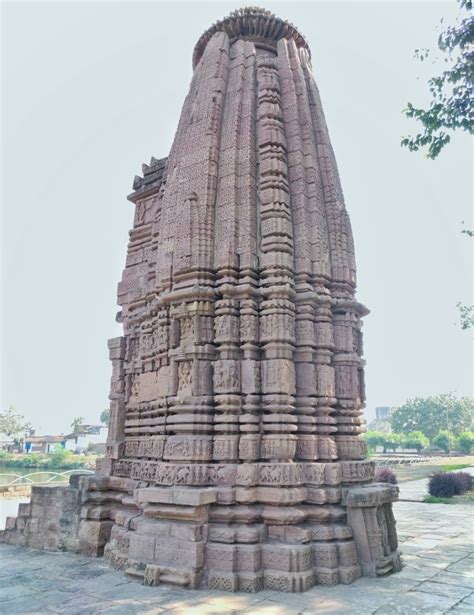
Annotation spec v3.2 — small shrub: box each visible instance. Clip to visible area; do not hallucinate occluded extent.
[375,467,398,484]
[428,472,459,498]
[452,472,472,494]
[20,453,42,468]
[45,445,68,468]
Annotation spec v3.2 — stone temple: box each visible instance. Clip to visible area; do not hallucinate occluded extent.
[1,7,401,593]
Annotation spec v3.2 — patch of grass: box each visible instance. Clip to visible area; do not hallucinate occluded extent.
[440,463,472,472]
[423,495,456,504]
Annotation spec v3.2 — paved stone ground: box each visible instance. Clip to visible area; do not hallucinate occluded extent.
[0,482,473,614]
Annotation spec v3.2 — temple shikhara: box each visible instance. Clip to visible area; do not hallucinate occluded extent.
[1,7,401,592]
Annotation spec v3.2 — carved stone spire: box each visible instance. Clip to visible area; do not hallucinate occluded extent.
[1,6,401,593]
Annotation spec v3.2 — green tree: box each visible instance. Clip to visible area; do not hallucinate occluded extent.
[381,433,403,453]
[364,431,386,452]
[456,300,474,330]
[432,430,457,453]
[70,417,85,433]
[403,431,430,453]
[0,406,30,438]
[401,2,473,329]
[456,222,474,330]
[100,409,110,427]
[457,431,474,453]
[402,0,473,159]
[390,394,474,440]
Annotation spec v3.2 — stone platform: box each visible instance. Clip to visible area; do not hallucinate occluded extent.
[0,466,401,593]
[0,494,472,614]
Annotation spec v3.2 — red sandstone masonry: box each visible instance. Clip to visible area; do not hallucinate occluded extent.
[0,7,401,591]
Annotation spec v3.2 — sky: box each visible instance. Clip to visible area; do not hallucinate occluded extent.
[1,1,472,434]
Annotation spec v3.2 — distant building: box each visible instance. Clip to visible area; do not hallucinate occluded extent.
[375,406,392,420]
[24,435,65,453]
[23,425,107,455]
[0,434,15,451]
[64,425,106,453]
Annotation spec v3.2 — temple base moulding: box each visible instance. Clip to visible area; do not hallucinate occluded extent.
[0,466,401,593]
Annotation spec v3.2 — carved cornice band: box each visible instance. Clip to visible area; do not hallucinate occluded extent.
[193,6,310,68]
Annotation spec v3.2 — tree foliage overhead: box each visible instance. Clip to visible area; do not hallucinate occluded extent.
[402,0,474,159]
[70,416,86,434]
[100,409,110,427]
[456,301,474,329]
[390,394,474,439]
[457,221,474,330]
[0,406,30,438]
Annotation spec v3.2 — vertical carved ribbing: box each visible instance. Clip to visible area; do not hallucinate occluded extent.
[157,32,231,461]
[277,38,337,462]
[286,40,338,461]
[256,52,297,461]
[232,42,261,462]
[301,58,356,288]
[236,42,259,279]
[155,32,230,292]
[214,40,246,277]
[212,40,248,461]
[155,84,195,292]
[302,53,366,460]
[277,38,316,461]
[284,42,332,282]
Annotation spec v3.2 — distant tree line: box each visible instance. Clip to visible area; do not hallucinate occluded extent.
[365,394,474,454]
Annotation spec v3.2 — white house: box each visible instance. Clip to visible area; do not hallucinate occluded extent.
[24,435,65,453]
[64,425,107,453]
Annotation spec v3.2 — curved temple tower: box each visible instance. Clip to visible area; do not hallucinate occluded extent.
[2,7,400,593]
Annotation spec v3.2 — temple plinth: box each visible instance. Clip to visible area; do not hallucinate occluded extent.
[1,7,401,592]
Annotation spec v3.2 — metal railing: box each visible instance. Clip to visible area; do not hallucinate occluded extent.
[373,455,445,467]
[0,469,94,487]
